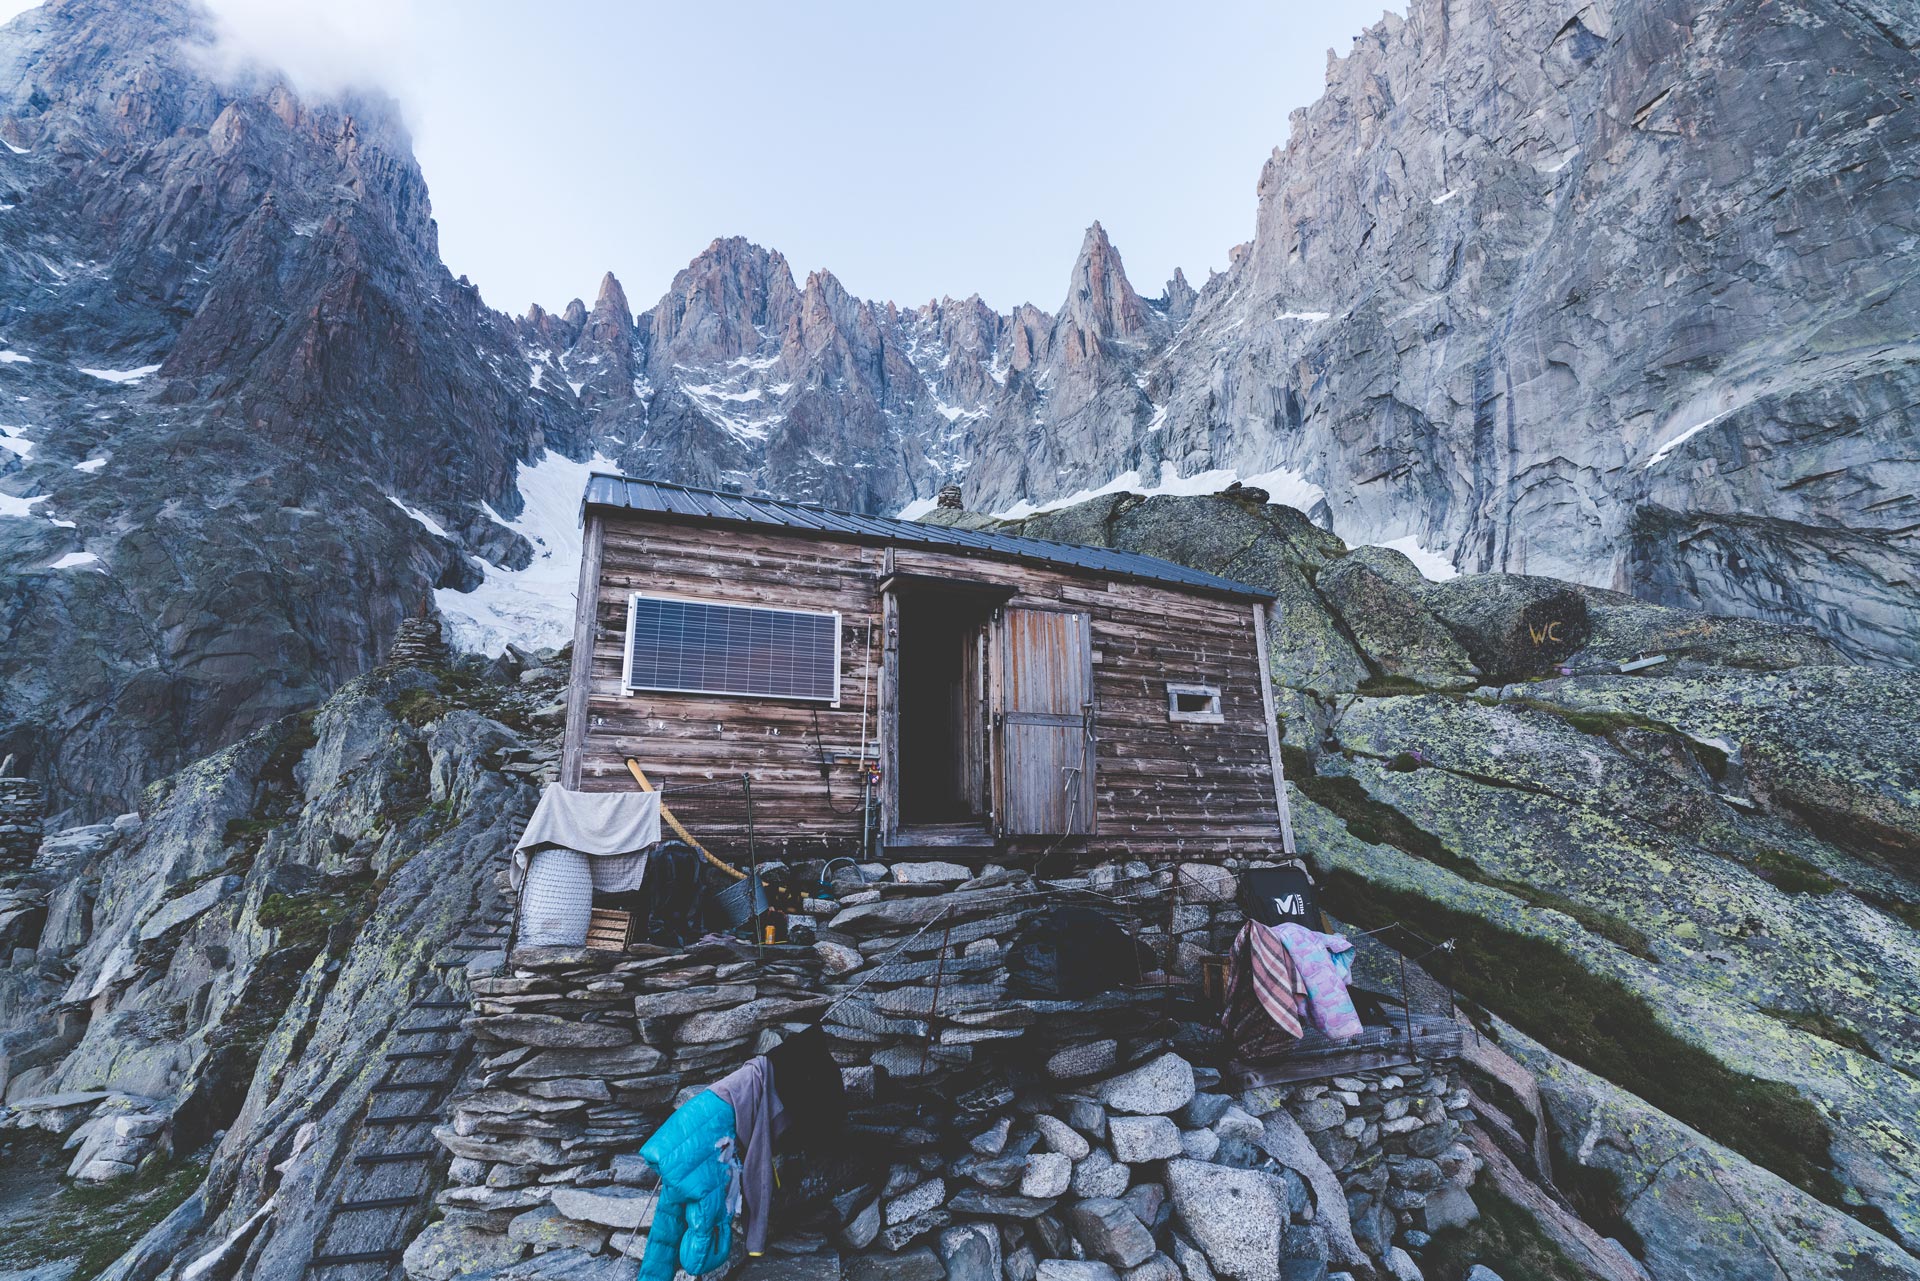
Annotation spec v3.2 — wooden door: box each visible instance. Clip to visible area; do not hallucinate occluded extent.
[995,608,1095,836]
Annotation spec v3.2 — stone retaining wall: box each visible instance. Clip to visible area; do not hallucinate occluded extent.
[407,860,1478,1281]
[0,773,45,875]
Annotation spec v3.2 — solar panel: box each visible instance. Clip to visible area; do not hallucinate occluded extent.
[622,594,841,703]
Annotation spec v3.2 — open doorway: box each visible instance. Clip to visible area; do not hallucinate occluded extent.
[894,592,995,832]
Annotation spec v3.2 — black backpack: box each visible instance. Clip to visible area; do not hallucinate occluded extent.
[1239,861,1324,930]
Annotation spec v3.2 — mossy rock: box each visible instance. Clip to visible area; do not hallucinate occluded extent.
[1420,573,1591,681]
[1522,667,1920,860]
[1334,693,1719,834]
[1316,553,1480,690]
[1571,595,1847,672]
[1494,1022,1920,1281]
[1293,787,1920,1246]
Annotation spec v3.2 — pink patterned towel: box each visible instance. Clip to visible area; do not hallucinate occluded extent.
[1273,922,1363,1041]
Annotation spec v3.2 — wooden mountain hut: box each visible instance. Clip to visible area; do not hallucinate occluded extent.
[558,474,1295,866]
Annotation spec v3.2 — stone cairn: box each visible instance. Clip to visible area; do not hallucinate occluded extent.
[0,756,44,876]
[409,859,1481,1281]
[936,484,965,511]
[390,612,451,667]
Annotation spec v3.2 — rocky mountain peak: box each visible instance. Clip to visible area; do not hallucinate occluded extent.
[1158,267,1198,326]
[589,270,631,326]
[644,235,799,371]
[1053,220,1158,356]
[556,270,640,405]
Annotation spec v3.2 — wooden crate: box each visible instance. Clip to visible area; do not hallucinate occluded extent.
[586,908,633,952]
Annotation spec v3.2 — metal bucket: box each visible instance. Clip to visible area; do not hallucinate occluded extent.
[711,872,769,927]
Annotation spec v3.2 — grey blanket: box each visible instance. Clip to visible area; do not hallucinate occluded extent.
[511,784,660,889]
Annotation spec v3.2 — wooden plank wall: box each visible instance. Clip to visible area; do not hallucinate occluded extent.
[571,519,884,861]
[564,516,1284,863]
[889,549,1283,862]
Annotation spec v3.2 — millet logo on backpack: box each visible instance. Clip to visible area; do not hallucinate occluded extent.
[1271,893,1306,917]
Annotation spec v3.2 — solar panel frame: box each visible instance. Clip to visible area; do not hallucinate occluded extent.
[621,592,842,705]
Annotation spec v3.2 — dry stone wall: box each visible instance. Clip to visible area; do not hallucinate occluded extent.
[408,860,1477,1281]
[0,770,44,875]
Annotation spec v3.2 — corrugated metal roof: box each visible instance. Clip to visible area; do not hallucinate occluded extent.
[583,474,1275,601]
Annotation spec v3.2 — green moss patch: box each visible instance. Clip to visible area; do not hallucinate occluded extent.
[415,657,553,737]
[1322,870,1846,1211]
[0,1132,206,1277]
[1761,1006,1879,1060]
[1357,674,1431,697]
[258,869,378,951]
[388,688,451,727]
[1859,890,1920,932]
[1747,847,1838,895]
[1500,697,1729,780]
[1417,1185,1591,1281]
[1295,765,1657,961]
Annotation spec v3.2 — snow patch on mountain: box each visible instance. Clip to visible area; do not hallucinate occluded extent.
[994,463,1231,520]
[0,491,51,518]
[388,496,449,539]
[992,461,1329,522]
[78,363,161,383]
[437,450,613,655]
[1365,535,1459,581]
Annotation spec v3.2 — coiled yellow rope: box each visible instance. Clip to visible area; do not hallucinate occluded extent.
[625,758,746,881]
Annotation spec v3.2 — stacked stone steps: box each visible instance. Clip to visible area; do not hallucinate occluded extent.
[303,889,515,1278]
[0,762,45,875]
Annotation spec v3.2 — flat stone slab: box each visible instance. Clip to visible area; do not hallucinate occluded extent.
[137,875,242,941]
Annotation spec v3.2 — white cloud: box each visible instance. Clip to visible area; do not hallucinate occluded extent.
[190,0,425,106]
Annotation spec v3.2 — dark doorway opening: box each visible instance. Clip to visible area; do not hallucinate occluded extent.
[896,593,994,828]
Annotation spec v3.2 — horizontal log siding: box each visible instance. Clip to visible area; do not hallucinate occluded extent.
[887,550,1281,859]
[566,519,1282,862]
[573,520,881,860]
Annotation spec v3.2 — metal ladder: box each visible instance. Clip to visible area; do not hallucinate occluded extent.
[302,902,514,1277]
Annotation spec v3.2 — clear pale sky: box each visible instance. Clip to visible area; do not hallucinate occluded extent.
[6,0,1404,316]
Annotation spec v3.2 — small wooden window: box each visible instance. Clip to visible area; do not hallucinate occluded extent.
[1167,683,1223,724]
[623,593,841,704]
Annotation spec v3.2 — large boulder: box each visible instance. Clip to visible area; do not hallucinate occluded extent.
[1419,574,1591,681]
[1166,1159,1284,1281]
[1317,551,1480,690]
[1525,667,1920,859]
[1571,595,1845,673]
[1331,693,1716,835]
[1098,1052,1196,1116]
